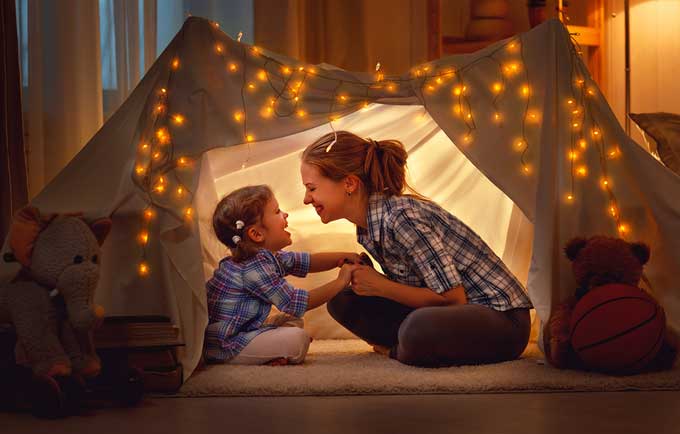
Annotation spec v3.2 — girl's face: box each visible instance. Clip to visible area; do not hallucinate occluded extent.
[257,196,292,251]
[300,162,349,224]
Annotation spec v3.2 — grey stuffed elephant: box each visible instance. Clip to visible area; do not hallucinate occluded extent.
[0,206,111,379]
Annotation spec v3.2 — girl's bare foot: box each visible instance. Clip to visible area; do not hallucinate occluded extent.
[265,357,289,366]
[372,345,390,356]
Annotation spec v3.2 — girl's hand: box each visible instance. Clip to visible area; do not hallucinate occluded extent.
[337,263,360,286]
[350,265,387,297]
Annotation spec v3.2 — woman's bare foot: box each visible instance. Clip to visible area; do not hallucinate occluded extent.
[372,345,390,356]
[265,357,289,366]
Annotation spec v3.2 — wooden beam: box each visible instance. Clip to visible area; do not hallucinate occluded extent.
[567,25,600,47]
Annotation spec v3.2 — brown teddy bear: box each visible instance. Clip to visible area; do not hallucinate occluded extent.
[543,235,678,372]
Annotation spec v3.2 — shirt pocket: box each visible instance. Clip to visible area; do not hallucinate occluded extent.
[386,261,413,280]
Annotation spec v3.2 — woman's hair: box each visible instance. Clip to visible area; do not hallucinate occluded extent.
[301,131,425,198]
[212,184,273,262]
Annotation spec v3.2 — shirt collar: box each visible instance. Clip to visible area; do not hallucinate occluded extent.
[356,193,388,243]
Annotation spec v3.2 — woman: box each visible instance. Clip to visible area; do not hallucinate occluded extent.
[300,131,533,367]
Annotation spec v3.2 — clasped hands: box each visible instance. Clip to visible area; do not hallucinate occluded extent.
[336,253,386,297]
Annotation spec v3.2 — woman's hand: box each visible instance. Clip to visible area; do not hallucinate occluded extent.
[350,265,387,297]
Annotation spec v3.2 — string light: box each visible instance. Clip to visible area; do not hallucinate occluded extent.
[171,58,180,70]
[138,262,150,276]
[228,62,238,72]
[172,114,185,125]
[138,231,149,245]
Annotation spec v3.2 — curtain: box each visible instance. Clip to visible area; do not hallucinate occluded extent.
[254,0,428,75]
[1,0,27,239]
[24,0,103,198]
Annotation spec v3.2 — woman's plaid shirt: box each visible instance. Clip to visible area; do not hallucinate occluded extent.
[356,194,532,311]
[204,249,310,362]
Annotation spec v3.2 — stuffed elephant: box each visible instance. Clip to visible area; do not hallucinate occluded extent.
[0,206,111,379]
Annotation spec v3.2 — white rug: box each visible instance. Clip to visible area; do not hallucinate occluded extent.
[175,339,680,397]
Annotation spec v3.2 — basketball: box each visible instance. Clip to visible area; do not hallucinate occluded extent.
[569,283,666,375]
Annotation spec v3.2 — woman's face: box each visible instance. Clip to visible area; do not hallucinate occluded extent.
[300,162,348,224]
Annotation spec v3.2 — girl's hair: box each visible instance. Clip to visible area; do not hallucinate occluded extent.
[212,185,273,262]
[301,131,425,198]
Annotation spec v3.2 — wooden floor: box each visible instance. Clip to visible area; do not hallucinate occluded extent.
[4,391,680,434]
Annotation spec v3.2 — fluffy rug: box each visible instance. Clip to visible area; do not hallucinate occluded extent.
[175,339,680,397]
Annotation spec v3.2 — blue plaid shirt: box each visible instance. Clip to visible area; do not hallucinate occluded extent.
[357,194,533,311]
[204,249,310,362]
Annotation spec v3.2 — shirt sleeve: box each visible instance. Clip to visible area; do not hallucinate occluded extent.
[389,208,463,294]
[243,251,309,317]
[276,250,311,277]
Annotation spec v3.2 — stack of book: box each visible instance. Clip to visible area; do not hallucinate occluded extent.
[94,315,184,393]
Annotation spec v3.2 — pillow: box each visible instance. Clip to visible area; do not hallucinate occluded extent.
[629,112,680,175]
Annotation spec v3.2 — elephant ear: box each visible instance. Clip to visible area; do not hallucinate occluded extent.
[90,218,112,246]
[8,206,57,267]
[564,237,588,261]
[630,241,651,265]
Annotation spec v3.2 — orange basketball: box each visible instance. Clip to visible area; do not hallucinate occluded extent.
[569,283,666,375]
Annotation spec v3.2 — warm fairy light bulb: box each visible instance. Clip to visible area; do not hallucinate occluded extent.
[298,66,304,71]
[387,84,395,92]
[172,114,185,125]
[361,101,370,110]
[338,95,347,102]
[215,44,223,53]
[462,134,473,144]
[508,42,518,51]
[522,164,532,175]
[608,147,621,159]
[155,104,165,114]
[466,113,472,120]
[572,108,580,115]
[436,77,443,84]
[503,63,520,75]
[567,99,574,105]
[566,194,574,202]
[572,122,580,129]
[592,128,601,137]
[154,183,166,193]
[212,21,219,28]
[234,111,243,122]
[228,62,238,72]
[568,150,578,161]
[575,78,585,86]
[576,165,588,177]
[246,134,254,142]
[176,186,185,197]
[426,84,436,92]
[453,104,462,116]
[247,82,256,91]
[520,84,530,97]
[251,46,260,54]
[184,207,194,219]
[609,205,618,217]
[282,66,291,75]
[297,109,307,118]
[579,139,587,149]
[135,164,146,175]
[171,58,180,70]
[514,139,526,151]
[152,151,162,160]
[139,142,150,153]
[138,231,149,245]
[160,88,167,95]
[601,177,610,188]
[138,262,150,276]
[294,96,299,102]
[492,82,503,94]
[257,70,267,81]
[156,127,170,144]
[260,106,273,118]
[527,111,540,122]
[177,156,188,167]
[587,88,596,96]
[144,209,155,220]
[493,112,502,122]
[618,223,629,235]
[453,86,463,96]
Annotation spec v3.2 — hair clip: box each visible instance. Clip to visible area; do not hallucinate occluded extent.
[231,235,241,245]
[235,220,244,230]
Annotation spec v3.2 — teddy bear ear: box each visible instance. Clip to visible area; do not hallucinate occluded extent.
[90,218,113,246]
[564,237,588,261]
[630,242,650,265]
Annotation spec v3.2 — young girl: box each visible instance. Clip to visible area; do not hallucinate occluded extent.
[300,131,533,367]
[204,185,360,365]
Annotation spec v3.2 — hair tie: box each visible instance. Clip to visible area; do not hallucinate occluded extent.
[231,235,242,246]
[235,220,244,230]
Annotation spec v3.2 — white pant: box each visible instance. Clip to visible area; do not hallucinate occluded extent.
[228,318,311,365]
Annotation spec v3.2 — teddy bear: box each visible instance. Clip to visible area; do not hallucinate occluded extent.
[0,206,111,417]
[542,235,678,372]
